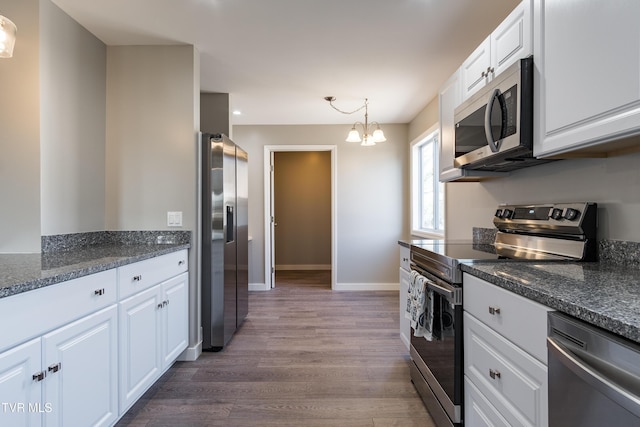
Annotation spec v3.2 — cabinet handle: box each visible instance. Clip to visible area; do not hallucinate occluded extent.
[32,371,46,382]
[48,363,61,373]
[163,300,169,307]
[133,275,142,282]
[488,306,501,315]
[481,70,487,78]
[178,260,185,266]
[94,288,105,296]
[487,66,494,74]
[489,369,501,380]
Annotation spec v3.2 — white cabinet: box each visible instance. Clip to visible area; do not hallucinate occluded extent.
[463,273,552,427]
[0,306,118,427]
[43,306,118,427]
[119,271,188,413]
[0,248,189,427]
[398,245,411,349]
[0,339,42,427]
[533,0,640,158]
[461,1,532,101]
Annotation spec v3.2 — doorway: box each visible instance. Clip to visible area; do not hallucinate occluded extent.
[263,145,337,290]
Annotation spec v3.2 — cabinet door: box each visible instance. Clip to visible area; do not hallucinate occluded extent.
[399,267,411,350]
[465,376,510,427]
[43,306,118,427]
[461,37,491,100]
[161,272,189,368]
[119,285,162,413]
[534,0,640,157]
[0,338,42,427]
[438,69,463,182]
[491,1,531,77]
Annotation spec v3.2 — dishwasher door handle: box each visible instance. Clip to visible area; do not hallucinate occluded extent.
[548,337,640,418]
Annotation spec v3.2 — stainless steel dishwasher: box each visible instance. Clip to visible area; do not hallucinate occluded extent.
[547,312,640,426]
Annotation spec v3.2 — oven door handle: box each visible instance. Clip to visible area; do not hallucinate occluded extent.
[426,279,456,300]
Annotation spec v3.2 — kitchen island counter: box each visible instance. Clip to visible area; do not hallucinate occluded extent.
[461,261,640,344]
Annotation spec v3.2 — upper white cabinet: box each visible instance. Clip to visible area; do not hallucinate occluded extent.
[439,69,463,182]
[461,1,532,101]
[533,0,640,157]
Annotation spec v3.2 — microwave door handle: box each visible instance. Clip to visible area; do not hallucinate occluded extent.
[484,88,501,153]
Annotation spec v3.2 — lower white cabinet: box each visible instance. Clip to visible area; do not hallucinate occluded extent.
[0,249,189,427]
[399,245,411,349]
[0,338,42,427]
[0,306,118,427]
[119,272,188,412]
[43,306,118,427]
[463,272,551,427]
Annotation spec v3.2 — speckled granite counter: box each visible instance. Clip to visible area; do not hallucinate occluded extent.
[461,261,640,344]
[1,231,190,299]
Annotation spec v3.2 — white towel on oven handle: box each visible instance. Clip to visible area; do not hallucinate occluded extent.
[406,272,434,341]
[405,270,420,321]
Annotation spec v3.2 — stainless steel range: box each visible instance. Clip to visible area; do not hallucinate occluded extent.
[407,202,598,427]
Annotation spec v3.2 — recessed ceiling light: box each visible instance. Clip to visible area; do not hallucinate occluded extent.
[232,110,242,116]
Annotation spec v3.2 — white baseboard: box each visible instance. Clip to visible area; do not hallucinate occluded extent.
[333,282,400,291]
[177,340,202,361]
[275,264,331,270]
[249,282,270,291]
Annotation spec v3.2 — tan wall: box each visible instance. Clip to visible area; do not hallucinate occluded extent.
[0,0,41,252]
[274,151,331,269]
[40,0,107,236]
[233,124,408,287]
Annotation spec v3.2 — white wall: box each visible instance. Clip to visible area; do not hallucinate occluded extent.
[40,0,107,236]
[232,124,408,288]
[447,154,640,241]
[0,0,41,253]
[105,44,201,352]
[409,96,640,243]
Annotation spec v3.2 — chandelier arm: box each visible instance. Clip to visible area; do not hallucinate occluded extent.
[326,99,367,115]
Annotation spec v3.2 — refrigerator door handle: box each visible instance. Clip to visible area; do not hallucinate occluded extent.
[226,205,235,243]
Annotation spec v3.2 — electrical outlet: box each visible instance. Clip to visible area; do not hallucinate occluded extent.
[167,211,183,227]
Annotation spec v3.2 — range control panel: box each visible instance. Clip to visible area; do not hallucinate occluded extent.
[493,202,597,238]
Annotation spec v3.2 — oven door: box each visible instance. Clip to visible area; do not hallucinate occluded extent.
[409,267,463,426]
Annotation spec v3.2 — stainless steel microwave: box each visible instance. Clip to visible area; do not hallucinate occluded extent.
[454,56,548,172]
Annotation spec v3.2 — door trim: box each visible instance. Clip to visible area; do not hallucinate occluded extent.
[263,145,337,290]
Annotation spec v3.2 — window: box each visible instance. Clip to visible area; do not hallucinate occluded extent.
[411,128,444,237]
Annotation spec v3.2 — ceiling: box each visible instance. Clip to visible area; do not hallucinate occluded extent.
[51,0,519,125]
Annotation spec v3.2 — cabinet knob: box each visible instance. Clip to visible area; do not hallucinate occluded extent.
[133,275,142,282]
[157,303,164,310]
[178,260,185,266]
[489,369,501,379]
[32,371,46,382]
[94,288,105,296]
[48,363,61,373]
[481,70,487,78]
[488,306,501,315]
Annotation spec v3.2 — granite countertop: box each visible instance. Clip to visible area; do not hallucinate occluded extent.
[0,243,189,300]
[461,261,640,344]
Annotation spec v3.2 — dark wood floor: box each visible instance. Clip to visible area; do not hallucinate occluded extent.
[116,270,434,426]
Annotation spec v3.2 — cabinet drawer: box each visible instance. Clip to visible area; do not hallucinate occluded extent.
[464,312,548,427]
[463,273,553,363]
[0,269,117,353]
[118,249,188,299]
[399,245,410,271]
[465,376,510,427]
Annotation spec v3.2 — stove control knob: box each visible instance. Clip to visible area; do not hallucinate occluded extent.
[549,208,563,220]
[502,209,513,219]
[495,209,503,218]
[563,208,580,221]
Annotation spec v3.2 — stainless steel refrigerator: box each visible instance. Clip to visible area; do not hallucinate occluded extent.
[201,133,248,351]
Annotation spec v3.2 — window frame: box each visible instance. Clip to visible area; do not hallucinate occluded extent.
[410,124,445,238]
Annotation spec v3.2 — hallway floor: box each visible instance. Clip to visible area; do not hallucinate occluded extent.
[116,270,434,426]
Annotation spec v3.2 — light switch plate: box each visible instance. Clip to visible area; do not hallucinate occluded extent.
[167,211,183,227]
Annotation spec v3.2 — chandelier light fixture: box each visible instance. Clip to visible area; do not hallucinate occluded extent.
[0,14,17,58]
[324,96,386,146]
